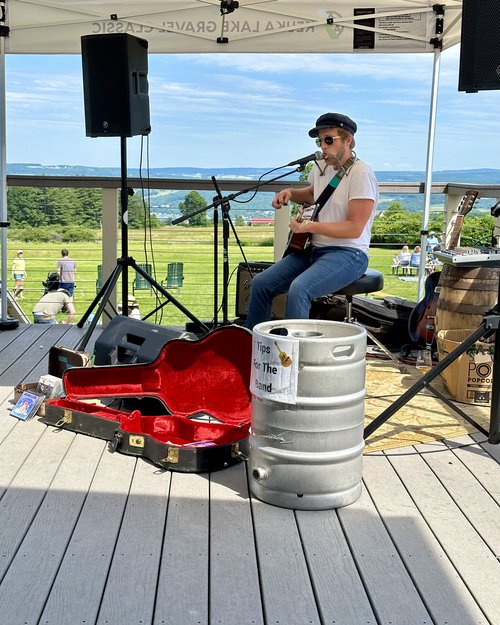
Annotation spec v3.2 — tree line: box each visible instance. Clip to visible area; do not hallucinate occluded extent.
[371,202,494,248]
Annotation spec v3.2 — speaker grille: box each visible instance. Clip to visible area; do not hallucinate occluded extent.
[236,262,287,320]
[458,0,500,92]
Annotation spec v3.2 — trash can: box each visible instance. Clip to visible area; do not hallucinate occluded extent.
[249,319,367,510]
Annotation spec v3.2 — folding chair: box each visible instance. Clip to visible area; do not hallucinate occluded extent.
[132,263,153,294]
[162,262,184,292]
[96,264,102,294]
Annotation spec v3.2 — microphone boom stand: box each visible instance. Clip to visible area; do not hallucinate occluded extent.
[172,165,304,331]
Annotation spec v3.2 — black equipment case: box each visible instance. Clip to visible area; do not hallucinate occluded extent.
[310,294,415,348]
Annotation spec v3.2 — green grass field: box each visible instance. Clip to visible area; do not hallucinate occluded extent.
[8,226,421,326]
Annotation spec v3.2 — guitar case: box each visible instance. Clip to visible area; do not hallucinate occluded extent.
[310,294,415,348]
[43,325,253,473]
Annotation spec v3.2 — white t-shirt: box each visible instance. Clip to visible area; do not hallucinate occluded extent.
[307,159,378,255]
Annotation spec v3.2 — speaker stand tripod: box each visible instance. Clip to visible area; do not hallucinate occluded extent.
[76,137,209,352]
[364,264,500,445]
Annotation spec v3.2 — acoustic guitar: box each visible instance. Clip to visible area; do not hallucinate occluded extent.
[407,189,478,347]
[283,203,319,256]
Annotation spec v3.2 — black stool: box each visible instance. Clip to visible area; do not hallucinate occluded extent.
[331,269,408,373]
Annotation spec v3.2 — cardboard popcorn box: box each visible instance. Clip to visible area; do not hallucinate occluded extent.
[437,329,494,405]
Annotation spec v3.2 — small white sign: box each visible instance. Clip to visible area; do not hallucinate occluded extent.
[250,334,299,404]
[474,351,492,365]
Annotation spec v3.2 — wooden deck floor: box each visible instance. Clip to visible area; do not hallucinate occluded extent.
[0,323,499,625]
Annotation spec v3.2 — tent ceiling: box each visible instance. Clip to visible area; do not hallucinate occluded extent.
[6,0,462,54]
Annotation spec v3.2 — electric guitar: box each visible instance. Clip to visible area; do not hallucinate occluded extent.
[407,189,478,347]
[283,204,319,256]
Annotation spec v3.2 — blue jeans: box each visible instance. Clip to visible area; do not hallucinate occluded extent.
[244,246,368,330]
[59,282,75,296]
[33,315,56,324]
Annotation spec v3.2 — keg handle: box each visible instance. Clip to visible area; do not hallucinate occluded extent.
[331,344,355,359]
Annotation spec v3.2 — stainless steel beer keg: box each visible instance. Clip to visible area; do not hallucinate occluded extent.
[250,319,366,510]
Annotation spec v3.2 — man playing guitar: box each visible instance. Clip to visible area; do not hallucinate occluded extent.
[245,112,378,330]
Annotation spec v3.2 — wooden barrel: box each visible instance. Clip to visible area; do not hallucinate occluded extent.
[435,264,500,335]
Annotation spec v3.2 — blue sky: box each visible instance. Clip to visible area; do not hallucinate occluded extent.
[5,46,500,172]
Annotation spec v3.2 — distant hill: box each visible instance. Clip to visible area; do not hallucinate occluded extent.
[9,162,500,183]
[7,163,500,220]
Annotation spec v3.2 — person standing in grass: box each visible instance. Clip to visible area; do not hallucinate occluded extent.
[56,248,77,297]
[11,249,27,298]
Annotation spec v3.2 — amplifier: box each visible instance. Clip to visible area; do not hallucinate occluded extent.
[236,262,287,320]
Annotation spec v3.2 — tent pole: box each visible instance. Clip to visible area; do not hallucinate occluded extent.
[418,47,441,302]
[0,3,18,329]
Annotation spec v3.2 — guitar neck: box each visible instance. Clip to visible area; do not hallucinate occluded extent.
[448,215,464,251]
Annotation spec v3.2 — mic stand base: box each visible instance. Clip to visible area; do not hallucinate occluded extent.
[0,318,19,330]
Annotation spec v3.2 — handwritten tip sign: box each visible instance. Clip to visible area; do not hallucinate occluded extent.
[250,334,299,404]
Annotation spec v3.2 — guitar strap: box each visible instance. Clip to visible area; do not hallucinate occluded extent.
[311,155,357,220]
[282,155,358,258]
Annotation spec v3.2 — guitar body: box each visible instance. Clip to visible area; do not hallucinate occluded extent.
[282,204,317,257]
[407,271,441,346]
[284,231,312,256]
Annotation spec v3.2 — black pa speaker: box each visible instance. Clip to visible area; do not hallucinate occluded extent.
[81,33,151,137]
[93,316,186,365]
[236,262,287,320]
[458,0,500,92]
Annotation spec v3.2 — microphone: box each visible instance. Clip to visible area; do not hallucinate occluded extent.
[490,199,500,218]
[287,150,323,167]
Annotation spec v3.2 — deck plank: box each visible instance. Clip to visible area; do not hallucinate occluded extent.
[363,451,488,625]
[0,322,30,353]
[39,450,137,625]
[0,423,75,580]
[210,463,264,625]
[445,435,500,505]
[338,482,432,625]
[473,432,500,463]
[296,508,377,625]
[251,498,322,625]
[0,434,106,624]
[387,445,500,625]
[97,457,171,625]
[154,472,210,625]
[0,417,49,494]
[416,439,500,556]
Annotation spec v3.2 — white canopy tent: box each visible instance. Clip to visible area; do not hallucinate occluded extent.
[0,0,464,326]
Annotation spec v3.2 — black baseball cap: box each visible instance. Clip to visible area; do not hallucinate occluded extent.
[308,113,357,137]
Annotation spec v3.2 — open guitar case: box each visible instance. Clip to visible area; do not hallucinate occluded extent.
[43,325,253,473]
[310,294,416,349]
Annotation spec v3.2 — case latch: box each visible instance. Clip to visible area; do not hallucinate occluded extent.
[162,448,179,464]
[54,409,72,428]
